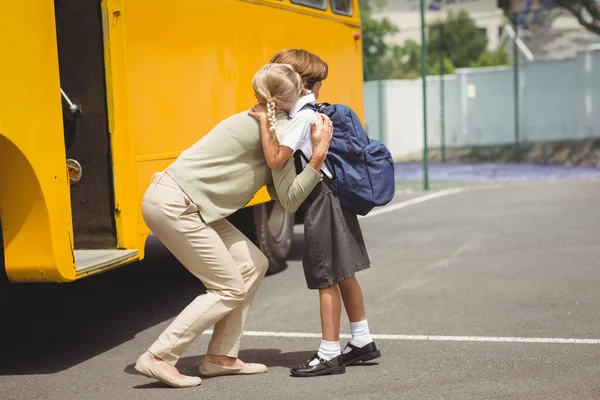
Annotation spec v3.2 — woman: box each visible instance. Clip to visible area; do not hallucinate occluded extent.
[134,63,333,388]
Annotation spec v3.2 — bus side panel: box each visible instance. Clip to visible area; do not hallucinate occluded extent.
[234,1,363,118]
[102,0,139,253]
[0,1,76,282]
[102,0,364,255]
[327,20,365,120]
[103,0,239,255]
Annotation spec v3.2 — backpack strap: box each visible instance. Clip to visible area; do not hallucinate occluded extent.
[299,102,331,111]
[300,103,319,112]
[294,102,336,186]
[294,150,335,188]
[293,150,304,175]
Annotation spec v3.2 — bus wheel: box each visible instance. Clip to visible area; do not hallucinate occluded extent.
[253,202,294,275]
[0,221,7,288]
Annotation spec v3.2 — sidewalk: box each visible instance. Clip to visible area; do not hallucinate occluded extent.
[395,162,600,190]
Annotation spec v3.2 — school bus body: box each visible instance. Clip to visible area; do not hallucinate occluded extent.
[0,0,363,283]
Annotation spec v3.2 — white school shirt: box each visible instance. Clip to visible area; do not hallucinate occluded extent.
[278,93,333,178]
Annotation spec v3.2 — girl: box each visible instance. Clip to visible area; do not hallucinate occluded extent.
[134,63,333,388]
[251,49,381,377]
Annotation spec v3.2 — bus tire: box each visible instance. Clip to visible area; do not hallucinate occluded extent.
[0,220,7,288]
[253,202,294,275]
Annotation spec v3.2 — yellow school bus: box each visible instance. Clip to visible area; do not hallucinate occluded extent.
[0,0,363,284]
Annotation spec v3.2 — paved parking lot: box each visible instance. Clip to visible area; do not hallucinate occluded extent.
[1,180,600,399]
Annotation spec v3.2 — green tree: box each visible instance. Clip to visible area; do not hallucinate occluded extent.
[380,40,422,79]
[427,10,509,71]
[428,57,456,75]
[469,49,510,68]
[360,0,399,81]
[360,2,508,81]
[428,10,489,69]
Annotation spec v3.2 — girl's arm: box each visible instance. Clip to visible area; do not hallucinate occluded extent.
[249,104,293,169]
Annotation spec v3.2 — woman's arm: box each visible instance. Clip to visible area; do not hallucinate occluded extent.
[249,104,293,169]
[267,114,333,212]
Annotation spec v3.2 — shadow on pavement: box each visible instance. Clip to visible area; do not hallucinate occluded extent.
[173,349,315,373]
[124,348,315,389]
[126,348,380,389]
[0,236,205,375]
[0,227,308,377]
[133,381,178,390]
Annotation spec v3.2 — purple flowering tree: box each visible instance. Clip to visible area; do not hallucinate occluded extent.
[501,0,600,35]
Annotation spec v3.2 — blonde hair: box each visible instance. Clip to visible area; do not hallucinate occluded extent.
[252,63,303,132]
[270,49,329,94]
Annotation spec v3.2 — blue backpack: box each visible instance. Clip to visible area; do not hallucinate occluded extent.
[297,103,395,216]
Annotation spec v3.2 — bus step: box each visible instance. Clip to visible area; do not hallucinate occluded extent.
[74,249,139,275]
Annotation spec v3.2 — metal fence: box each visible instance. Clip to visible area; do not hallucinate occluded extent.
[364,46,600,166]
[361,0,600,177]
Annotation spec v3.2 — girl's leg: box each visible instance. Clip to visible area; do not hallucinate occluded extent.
[338,277,380,365]
[312,285,343,364]
[291,285,346,376]
[338,276,367,323]
[339,277,373,347]
[319,285,343,342]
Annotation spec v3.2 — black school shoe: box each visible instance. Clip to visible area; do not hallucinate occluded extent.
[341,342,382,366]
[290,354,346,377]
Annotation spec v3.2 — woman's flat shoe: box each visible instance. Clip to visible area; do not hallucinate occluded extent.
[134,354,202,388]
[198,360,268,377]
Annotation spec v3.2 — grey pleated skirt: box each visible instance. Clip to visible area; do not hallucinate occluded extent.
[302,181,370,290]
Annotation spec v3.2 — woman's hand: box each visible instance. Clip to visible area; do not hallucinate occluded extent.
[311,113,333,156]
[308,113,333,172]
[248,104,268,122]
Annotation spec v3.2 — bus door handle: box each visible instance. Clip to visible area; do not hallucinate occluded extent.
[60,88,81,116]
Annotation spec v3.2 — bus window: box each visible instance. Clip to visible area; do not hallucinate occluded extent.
[291,0,327,10]
[330,0,353,16]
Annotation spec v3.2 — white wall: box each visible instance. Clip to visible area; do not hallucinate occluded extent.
[364,48,600,158]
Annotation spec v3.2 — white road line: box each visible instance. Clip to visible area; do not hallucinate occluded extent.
[202,330,600,345]
[360,188,465,219]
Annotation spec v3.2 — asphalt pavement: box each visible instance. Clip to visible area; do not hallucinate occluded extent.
[1,180,600,400]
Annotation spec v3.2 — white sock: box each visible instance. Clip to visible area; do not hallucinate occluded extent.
[310,340,341,366]
[348,320,373,349]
